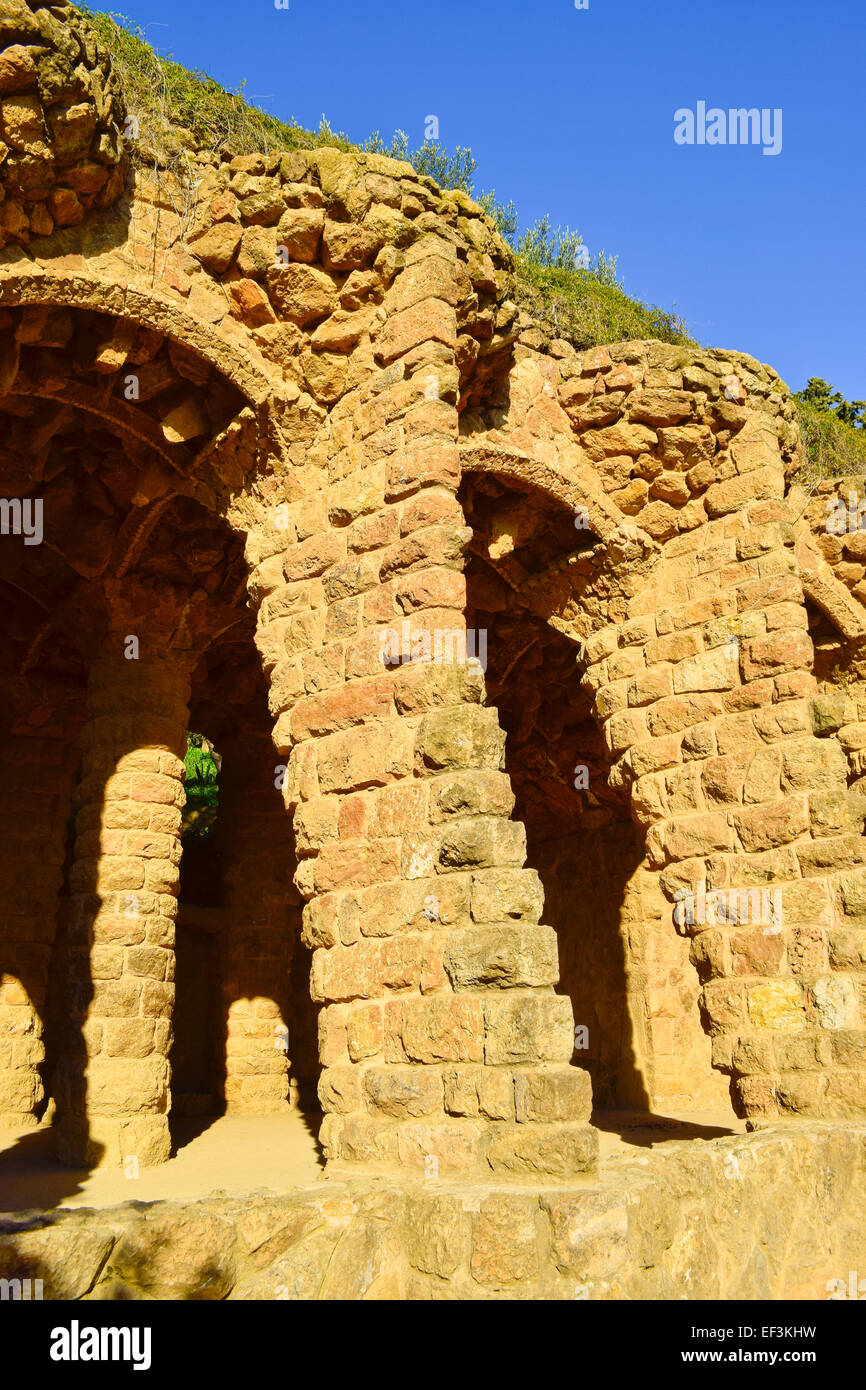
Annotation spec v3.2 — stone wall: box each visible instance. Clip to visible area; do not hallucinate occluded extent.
[459,337,866,1123]
[2,1121,864,1299]
[0,0,864,1201]
[0,0,128,246]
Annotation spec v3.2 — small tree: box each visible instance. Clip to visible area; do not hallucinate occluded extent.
[796,377,865,430]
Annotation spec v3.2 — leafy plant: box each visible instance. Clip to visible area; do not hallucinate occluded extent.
[795,378,865,431]
[181,733,220,841]
[479,191,518,244]
[364,129,477,192]
[795,397,866,483]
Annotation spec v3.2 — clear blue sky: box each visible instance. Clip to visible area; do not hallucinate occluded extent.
[102,0,863,400]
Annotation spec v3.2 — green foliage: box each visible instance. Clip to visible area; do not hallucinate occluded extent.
[515,260,691,350]
[481,195,602,273]
[479,192,518,244]
[182,733,220,841]
[364,129,477,192]
[795,378,865,431]
[516,214,587,271]
[794,388,866,483]
[82,9,357,163]
[795,401,866,481]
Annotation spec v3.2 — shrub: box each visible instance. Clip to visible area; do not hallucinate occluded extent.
[794,382,866,481]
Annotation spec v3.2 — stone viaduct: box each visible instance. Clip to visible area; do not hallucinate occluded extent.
[0,0,865,1299]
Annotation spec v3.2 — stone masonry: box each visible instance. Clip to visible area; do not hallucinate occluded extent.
[0,0,864,1297]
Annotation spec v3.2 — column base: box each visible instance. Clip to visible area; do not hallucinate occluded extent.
[0,1110,41,1130]
[55,1114,171,1170]
[321,1112,599,1182]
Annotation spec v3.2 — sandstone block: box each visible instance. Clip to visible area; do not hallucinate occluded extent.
[443,926,559,989]
[374,297,457,364]
[482,994,573,1065]
[276,205,324,262]
[188,221,241,272]
[415,705,505,772]
[486,1124,598,1179]
[363,1066,442,1117]
[514,1067,592,1123]
[266,263,337,324]
[438,817,525,870]
[748,980,805,1031]
[470,1195,539,1286]
[386,997,485,1064]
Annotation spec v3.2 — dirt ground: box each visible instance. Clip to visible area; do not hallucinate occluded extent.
[0,1111,325,1211]
[0,1107,746,1213]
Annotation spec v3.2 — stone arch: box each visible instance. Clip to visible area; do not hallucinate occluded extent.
[0,268,283,409]
[459,442,626,548]
[0,286,318,1169]
[456,454,726,1114]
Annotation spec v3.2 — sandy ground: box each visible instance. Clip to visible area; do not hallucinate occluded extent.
[0,1107,745,1212]
[0,1112,326,1212]
[594,1107,747,1160]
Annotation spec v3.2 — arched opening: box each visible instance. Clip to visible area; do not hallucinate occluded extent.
[459,469,649,1110]
[0,297,321,1199]
[170,731,224,1118]
[459,465,737,1141]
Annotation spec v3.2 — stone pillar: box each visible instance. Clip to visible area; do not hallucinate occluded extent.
[251,227,596,1180]
[0,730,77,1127]
[582,496,866,1121]
[54,654,189,1168]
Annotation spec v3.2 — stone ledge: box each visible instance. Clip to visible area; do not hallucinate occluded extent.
[2,1120,863,1299]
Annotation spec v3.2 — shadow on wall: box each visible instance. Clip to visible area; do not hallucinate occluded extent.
[181,638,323,1130]
[0,712,323,1211]
[531,819,649,1108]
[460,469,652,1110]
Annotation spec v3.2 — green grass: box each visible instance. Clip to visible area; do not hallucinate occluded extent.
[514,260,692,349]
[82,8,359,162]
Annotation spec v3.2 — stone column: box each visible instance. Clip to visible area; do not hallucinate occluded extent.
[54,653,189,1168]
[582,498,866,1122]
[0,729,77,1127]
[251,226,595,1180]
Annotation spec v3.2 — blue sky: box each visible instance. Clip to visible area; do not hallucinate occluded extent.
[103,0,863,400]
